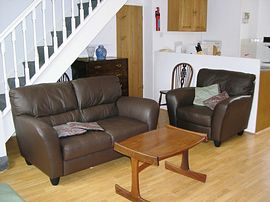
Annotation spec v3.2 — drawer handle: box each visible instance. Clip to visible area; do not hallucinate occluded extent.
[116,73,122,77]
[94,65,102,69]
[116,63,122,68]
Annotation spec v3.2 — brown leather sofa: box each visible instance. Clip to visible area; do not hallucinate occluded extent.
[166,68,255,147]
[9,76,159,185]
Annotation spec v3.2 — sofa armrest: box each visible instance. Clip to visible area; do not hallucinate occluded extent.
[166,87,195,126]
[15,115,63,178]
[212,95,253,142]
[116,96,159,130]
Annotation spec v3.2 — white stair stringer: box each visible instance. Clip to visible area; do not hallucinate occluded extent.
[0,0,127,160]
[30,0,127,84]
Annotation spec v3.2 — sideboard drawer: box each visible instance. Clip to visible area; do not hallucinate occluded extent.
[71,58,129,95]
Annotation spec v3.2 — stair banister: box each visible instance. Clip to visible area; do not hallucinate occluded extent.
[32,9,40,74]
[62,0,67,41]
[22,19,30,83]
[71,0,76,32]
[0,42,10,111]
[52,0,58,52]
[80,0,84,23]
[42,0,49,61]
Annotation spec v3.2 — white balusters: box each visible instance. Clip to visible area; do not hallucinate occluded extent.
[52,0,58,52]
[71,0,76,32]
[88,0,93,14]
[62,0,67,41]
[32,9,39,74]
[0,42,10,108]
[22,19,30,83]
[11,31,20,88]
[80,0,84,23]
[42,0,49,61]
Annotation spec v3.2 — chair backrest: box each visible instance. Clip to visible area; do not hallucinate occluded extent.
[171,63,193,89]
[57,73,70,82]
[197,68,256,96]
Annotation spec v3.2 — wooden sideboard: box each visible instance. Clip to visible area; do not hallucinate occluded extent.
[71,57,128,96]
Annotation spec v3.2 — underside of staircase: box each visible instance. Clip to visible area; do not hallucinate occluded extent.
[0,0,127,159]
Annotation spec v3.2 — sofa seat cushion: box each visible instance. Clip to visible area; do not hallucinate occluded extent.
[177,105,213,127]
[60,131,112,161]
[98,116,148,142]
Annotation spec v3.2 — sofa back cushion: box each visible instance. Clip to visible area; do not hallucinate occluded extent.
[9,82,81,126]
[197,68,256,96]
[71,76,122,122]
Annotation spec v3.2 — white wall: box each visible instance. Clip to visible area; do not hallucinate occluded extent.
[257,0,270,39]
[80,17,117,57]
[151,0,243,57]
[0,0,33,33]
[240,0,259,39]
[203,0,242,57]
[153,52,260,133]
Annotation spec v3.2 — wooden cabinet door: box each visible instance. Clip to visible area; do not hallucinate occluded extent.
[117,5,143,97]
[168,0,207,32]
[193,0,207,31]
[178,0,194,31]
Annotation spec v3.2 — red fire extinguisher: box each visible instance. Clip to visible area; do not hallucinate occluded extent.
[155,7,160,31]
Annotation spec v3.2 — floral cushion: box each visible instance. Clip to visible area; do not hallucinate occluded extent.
[67,122,104,131]
[203,91,229,110]
[53,124,87,138]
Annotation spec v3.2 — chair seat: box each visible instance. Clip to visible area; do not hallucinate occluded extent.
[177,105,213,127]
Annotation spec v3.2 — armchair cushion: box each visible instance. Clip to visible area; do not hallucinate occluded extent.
[193,84,219,106]
[177,105,213,127]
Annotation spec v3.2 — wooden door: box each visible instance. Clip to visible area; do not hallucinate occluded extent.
[117,5,143,97]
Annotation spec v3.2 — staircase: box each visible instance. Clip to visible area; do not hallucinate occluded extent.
[0,0,127,162]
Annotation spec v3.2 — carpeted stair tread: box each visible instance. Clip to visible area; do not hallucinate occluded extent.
[22,61,36,78]
[77,0,98,18]
[7,77,26,89]
[0,94,6,111]
[37,46,54,66]
[65,16,81,36]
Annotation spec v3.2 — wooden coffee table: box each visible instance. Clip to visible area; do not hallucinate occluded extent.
[114,125,207,202]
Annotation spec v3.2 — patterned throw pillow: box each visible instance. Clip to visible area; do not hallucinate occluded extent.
[53,124,87,138]
[193,84,219,106]
[67,122,104,131]
[203,91,229,110]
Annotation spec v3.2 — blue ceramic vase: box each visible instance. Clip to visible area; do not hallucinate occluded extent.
[96,45,107,60]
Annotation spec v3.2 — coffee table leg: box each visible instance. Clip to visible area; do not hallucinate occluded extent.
[115,158,150,202]
[165,150,207,183]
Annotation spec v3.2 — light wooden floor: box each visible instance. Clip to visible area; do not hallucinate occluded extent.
[1,109,270,201]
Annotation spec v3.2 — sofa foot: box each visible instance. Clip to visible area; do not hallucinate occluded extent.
[214,140,221,147]
[50,177,60,186]
[25,159,32,165]
[237,130,244,136]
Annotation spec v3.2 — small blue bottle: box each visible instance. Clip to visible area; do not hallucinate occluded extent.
[96,45,107,60]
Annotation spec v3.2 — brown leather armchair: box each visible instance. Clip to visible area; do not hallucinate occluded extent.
[166,68,256,147]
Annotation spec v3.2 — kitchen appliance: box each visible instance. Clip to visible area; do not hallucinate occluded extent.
[256,37,270,63]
